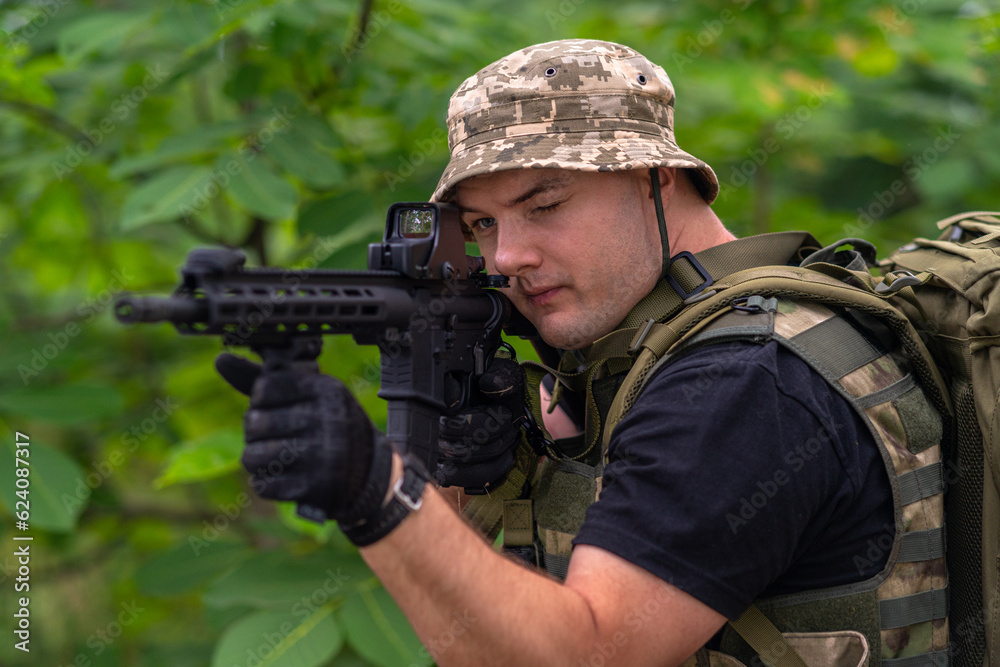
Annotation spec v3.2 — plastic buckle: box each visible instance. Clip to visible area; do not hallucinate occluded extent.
[392,460,426,512]
[875,270,922,294]
[666,251,715,302]
[627,318,657,356]
[731,295,778,314]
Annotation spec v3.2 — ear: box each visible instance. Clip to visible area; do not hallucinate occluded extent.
[647,167,678,200]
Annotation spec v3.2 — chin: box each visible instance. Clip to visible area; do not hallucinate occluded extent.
[537,325,592,351]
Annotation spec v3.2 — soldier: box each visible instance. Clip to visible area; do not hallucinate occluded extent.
[219,40,948,666]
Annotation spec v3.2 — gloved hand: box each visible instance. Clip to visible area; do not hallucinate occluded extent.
[437,356,525,491]
[215,352,396,537]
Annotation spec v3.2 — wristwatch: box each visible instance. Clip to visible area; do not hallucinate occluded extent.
[342,454,430,547]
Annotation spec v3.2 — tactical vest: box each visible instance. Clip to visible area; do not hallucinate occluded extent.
[462,232,952,667]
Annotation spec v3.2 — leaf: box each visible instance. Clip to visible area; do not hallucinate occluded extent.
[916,157,976,201]
[293,116,341,149]
[225,154,298,220]
[340,586,430,667]
[155,429,244,488]
[0,383,124,426]
[135,540,250,597]
[0,423,88,533]
[298,191,373,237]
[212,607,342,667]
[110,121,256,179]
[120,165,213,230]
[851,41,900,77]
[203,549,370,608]
[57,12,150,63]
[265,130,345,189]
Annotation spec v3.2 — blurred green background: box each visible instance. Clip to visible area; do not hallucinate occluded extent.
[0,0,997,664]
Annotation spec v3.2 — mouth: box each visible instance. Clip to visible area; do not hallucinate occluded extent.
[523,286,562,306]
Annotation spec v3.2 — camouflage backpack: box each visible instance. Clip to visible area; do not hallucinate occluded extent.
[877,210,1000,667]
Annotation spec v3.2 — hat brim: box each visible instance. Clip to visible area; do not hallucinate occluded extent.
[431,129,719,206]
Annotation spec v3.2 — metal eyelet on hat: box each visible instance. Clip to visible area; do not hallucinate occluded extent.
[545,67,557,77]
[637,74,647,85]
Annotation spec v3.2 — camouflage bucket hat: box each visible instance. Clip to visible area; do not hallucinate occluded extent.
[431,39,719,204]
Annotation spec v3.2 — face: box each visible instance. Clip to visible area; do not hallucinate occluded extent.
[455,169,662,350]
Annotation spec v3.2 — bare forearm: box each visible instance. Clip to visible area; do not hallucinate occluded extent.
[360,484,597,666]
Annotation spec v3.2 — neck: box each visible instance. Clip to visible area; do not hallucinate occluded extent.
[669,204,735,257]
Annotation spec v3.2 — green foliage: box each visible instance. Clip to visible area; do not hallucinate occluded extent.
[0,0,997,664]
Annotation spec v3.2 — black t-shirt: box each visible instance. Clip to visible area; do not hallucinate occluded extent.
[572,340,894,621]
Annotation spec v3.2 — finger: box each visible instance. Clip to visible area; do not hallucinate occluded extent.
[250,370,317,408]
[248,468,312,502]
[215,353,261,396]
[244,404,315,442]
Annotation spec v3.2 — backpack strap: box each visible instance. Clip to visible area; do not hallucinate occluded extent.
[729,605,809,667]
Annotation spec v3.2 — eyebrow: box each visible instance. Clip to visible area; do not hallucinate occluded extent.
[458,173,573,220]
[504,175,572,207]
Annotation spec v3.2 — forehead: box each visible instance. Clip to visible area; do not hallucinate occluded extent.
[454,168,609,208]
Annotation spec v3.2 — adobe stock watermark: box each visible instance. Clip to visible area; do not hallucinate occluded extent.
[577,582,679,667]
[877,0,932,36]
[178,106,297,223]
[6,0,69,50]
[188,491,254,555]
[342,0,403,63]
[413,610,478,665]
[18,267,135,385]
[848,126,960,237]
[545,0,587,28]
[851,459,963,575]
[678,341,751,406]
[722,82,835,195]
[61,397,180,514]
[290,568,353,621]
[214,0,246,19]
[54,600,145,666]
[237,596,346,667]
[671,0,757,72]
[384,128,448,192]
[190,439,311,554]
[726,420,846,535]
[51,65,169,181]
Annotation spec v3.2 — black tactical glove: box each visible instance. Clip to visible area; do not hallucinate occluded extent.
[216,353,425,545]
[437,356,525,491]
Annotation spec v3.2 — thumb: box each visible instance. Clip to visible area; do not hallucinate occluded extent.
[479,356,524,401]
[215,353,261,396]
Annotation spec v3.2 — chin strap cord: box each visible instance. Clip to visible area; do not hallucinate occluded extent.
[650,167,671,280]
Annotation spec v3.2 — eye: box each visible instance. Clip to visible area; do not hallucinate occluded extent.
[534,201,562,214]
[470,217,497,231]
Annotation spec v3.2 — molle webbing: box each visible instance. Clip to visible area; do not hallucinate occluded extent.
[707,300,948,667]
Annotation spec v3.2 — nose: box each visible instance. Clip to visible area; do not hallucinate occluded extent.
[491,218,543,278]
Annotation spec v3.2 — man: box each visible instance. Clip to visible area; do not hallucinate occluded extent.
[219,40,948,666]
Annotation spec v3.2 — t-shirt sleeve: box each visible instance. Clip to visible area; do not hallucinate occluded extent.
[572,340,885,621]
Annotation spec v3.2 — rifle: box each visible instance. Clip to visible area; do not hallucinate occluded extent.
[114,202,525,515]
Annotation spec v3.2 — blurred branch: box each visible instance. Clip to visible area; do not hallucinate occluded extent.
[350,0,375,56]
[0,99,89,145]
[313,0,375,103]
[242,216,269,266]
